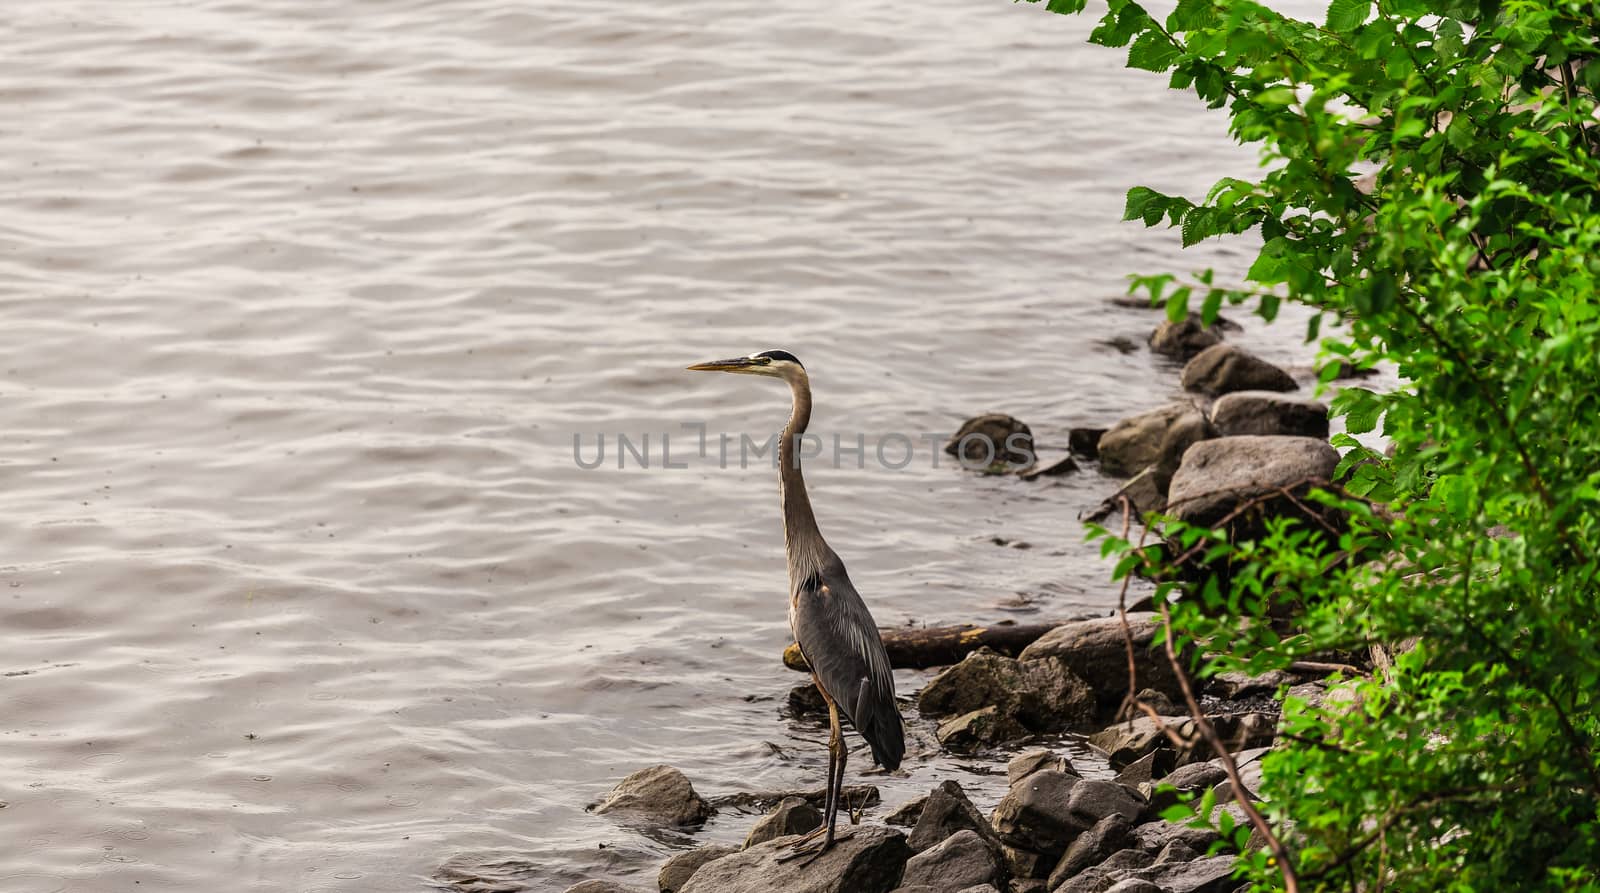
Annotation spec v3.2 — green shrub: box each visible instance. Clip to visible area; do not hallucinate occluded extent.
[1028,0,1600,888]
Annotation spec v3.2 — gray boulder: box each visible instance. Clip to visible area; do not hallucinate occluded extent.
[679,825,911,893]
[593,765,712,827]
[899,830,1003,892]
[1082,466,1167,524]
[1087,716,1186,770]
[1052,850,1155,893]
[908,780,1004,856]
[946,414,1034,471]
[1103,881,1164,893]
[992,769,1082,857]
[1046,814,1133,888]
[1017,614,1182,717]
[1165,436,1340,531]
[564,883,651,893]
[936,706,1029,752]
[1181,344,1297,395]
[1097,404,1213,479]
[1210,391,1328,438]
[918,649,1095,732]
[659,845,738,893]
[1148,315,1222,360]
[885,795,928,827]
[744,796,824,849]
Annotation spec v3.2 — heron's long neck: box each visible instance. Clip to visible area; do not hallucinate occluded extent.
[779,372,827,586]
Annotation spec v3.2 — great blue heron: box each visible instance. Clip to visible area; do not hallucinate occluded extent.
[687,349,905,857]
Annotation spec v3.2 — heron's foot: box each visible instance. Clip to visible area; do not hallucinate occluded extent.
[776,826,852,864]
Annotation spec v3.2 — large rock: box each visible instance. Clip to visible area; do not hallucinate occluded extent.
[1210,391,1329,438]
[659,846,738,893]
[936,706,1028,752]
[1180,344,1297,396]
[918,649,1095,732]
[593,766,712,827]
[1133,855,1238,893]
[908,780,1004,856]
[564,883,652,893]
[745,796,824,848]
[679,826,911,893]
[1097,404,1213,479]
[1165,436,1341,532]
[1128,820,1222,856]
[946,414,1034,471]
[1046,814,1133,889]
[1087,716,1185,770]
[1017,614,1182,717]
[991,770,1084,858]
[1148,314,1236,360]
[1052,850,1155,893]
[1092,714,1276,774]
[899,829,1003,892]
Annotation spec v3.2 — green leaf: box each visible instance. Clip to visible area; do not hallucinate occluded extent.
[1325,0,1370,31]
[1128,29,1180,72]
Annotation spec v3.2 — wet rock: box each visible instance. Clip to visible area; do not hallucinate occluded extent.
[955,886,1003,893]
[1046,814,1133,889]
[1135,854,1238,893]
[937,706,1028,752]
[678,825,911,893]
[885,795,927,827]
[1132,688,1177,717]
[991,769,1083,857]
[788,682,828,717]
[710,785,880,814]
[1017,614,1182,718]
[918,649,1095,733]
[1129,819,1222,856]
[1097,403,1211,479]
[564,883,652,893]
[744,796,823,849]
[1002,845,1051,882]
[899,829,1003,892]
[1207,669,1297,700]
[1165,436,1340,531]
[1020,454,1080,481]
[594,765,712,827]
[1007,749,1077,786]
[1210,391,1328,438]
[1148,314,1227,360]
[946,414,1034,472]
[908,780,1004,855]
[1153,839,1201,864]
[1155,414,1217,493]
[1091,714,1275,773]
[659,846,738,893]
[1069,427,1106,459]
[1160,761,1230,792]
[1063,779,1144,830]
[1180,344,1297,396]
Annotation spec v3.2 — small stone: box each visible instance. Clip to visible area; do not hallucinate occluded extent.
[899,830,1003,892]
[744,796,823,849]
[1148,315,1223,360]
[946,414,1034,472]
[593,765,712,827]
[659,845,738,893]
[1180,344,1297,396]
[1088,716,1190,769]
[1020,454,1080,481]
[1129,819,1222,855]
[1069,427,1106,459]
[1113,751,1160,787]
[936,706,1028,752]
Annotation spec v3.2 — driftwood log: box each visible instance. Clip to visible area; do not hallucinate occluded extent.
[782,621,1071,672]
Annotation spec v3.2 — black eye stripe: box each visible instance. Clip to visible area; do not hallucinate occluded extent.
[752,349,803,368]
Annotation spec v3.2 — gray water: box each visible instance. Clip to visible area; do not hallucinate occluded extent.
[0,1,1327,890]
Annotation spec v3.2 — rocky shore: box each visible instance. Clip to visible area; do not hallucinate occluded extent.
[518,309,1372,893]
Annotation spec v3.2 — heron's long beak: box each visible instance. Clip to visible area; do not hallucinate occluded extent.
[686,357,758,373]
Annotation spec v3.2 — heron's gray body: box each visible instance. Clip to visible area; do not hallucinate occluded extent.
[789,553,904,770]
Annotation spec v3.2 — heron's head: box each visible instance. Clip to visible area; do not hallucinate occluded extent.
[686,349,805,380]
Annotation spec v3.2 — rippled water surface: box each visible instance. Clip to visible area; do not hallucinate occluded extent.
[0,1,1329,890]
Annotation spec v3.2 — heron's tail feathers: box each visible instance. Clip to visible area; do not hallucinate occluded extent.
[852,679,905,772]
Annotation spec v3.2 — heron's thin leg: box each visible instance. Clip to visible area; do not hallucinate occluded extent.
[825,712,847,845]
